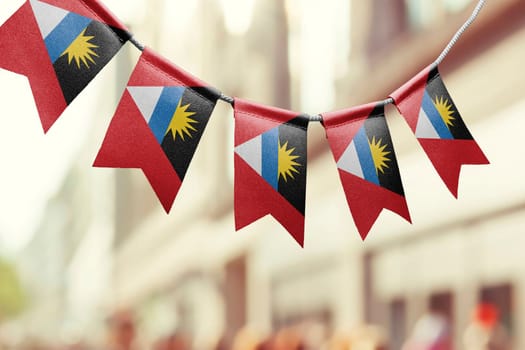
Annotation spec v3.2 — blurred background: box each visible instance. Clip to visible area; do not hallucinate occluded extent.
[0,0,524,349]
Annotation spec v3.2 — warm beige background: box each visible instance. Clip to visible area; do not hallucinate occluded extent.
[0,0,523,348]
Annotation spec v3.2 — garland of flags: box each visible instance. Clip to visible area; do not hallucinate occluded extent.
[0,0,489,247]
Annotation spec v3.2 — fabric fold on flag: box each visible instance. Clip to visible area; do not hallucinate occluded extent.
[234,99,309,247]
[390,64,489,197]
[322,102,411,240]
[0,0,130,132]
[94,48,221,212]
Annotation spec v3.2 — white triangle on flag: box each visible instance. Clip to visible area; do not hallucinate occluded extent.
[127,87,164,124]
[30,0,69,39]
[235,136,262,176]
[416,108,440,139]
[338,141,365,180]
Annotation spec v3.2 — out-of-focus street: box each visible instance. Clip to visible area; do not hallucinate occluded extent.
[0,0,524,349]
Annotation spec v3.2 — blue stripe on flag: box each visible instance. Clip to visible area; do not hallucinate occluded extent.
[354,127,379,185]
[44,13,92,63]
[261,128,279,190]
[421,90,454,140]
[148,87,185,143]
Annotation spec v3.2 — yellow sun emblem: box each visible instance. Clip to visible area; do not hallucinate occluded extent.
[166,99,198,141]
[433,96,455,127]
[278,140,301,182]
[369,136,391,175]
[61,29,99,69]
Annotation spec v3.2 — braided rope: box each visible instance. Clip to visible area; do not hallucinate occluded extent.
[435,0,486,65]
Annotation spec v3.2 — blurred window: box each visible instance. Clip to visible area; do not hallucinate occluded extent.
[273,309,332,331]
[405,0,438,30]
[224,256,248,346]
[429,291,455,345]
[367,0,408,54]
[389,299,406,350]
[429,291,454,322]
[286,0,351,112]
[405,0,473,29]
[480,284,514,334]
[443,0,474,13]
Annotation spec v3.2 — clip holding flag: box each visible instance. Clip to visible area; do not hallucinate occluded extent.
[234,99,309,247]
[94,48,221,212]
[322,103,411,240]
[0,0,130,132]
[390,64,489,197]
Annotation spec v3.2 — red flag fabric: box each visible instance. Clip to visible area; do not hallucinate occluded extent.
[0,0,129,132]
[322,103,411,240]
[94,48,221,212]
[390,65,489,197]
[234,99,309,247]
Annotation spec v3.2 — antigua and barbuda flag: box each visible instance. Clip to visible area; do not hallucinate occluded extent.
[0,0,129,132]
[234,99,309,247]
[391,65,489,197]
[322,103,411,240]
[94,49,220,212]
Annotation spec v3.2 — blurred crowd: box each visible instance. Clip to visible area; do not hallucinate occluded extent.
[0,303,512,350]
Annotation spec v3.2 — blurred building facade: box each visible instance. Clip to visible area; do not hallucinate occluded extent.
[109,0,525,348]
[345,1,525,349]
[1,0,524,348]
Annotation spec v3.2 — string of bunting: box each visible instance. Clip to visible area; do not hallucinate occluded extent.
[0,0,490,246]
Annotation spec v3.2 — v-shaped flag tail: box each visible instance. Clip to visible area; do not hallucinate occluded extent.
[0,0,129,132]
[390,65,489,197]
[94,48,221,212]
[234,99,309,247]
[323,103,411,240]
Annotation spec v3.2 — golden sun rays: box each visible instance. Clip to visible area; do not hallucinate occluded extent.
[61,29,99,69]
[166,99,198,141]
[434,96,455,127]
[278,140,301,182]
[369,136,391,175]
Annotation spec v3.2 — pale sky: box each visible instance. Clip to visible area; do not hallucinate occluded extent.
[0,0,96,254]
[0,73,91,254]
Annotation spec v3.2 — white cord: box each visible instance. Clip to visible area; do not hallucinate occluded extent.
[435,0,486,66]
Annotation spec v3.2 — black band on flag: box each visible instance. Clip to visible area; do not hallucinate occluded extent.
[53,22,130,104]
